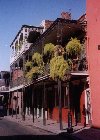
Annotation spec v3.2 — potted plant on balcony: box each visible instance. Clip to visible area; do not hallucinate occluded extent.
[66,38,82,71]
[54,45,65,57]
[66,38,82,59]
[25,61,32,72]
[25,66,41,82]
[50,56,69,80]
[43,43,55,63]
[32,52,43,66]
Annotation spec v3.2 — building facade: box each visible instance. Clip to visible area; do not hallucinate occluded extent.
[0,71,10,115]
[87,0,100,128]
[9,12,90,129]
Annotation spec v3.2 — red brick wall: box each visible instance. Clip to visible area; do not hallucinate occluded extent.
[13,69,23,80]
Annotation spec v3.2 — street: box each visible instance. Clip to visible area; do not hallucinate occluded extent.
[0,118,77,140]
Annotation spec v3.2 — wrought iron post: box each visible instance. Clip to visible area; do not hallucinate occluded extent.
[22,87,25,121]
[11,92,14,117]
[58,78,63,130]
[16,90,18,119]
[67,81,73,133]
[32,85,34,123]
[43,82,46,125]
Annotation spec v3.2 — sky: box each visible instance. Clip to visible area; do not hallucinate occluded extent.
[0,0,86,71]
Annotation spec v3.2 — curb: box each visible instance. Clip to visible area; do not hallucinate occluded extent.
[59,132,81,140]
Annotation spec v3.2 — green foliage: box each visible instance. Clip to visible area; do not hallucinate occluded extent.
[66,38,82,56]
[25,67,39,80]
[67,59,73,70]
[32,52,43,66]
[50,56,69,80]
[44,43,55,55]
[25,61,32,69]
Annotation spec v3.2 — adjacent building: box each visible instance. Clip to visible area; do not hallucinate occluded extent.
[0,71,10,115]
[87,0,100,128]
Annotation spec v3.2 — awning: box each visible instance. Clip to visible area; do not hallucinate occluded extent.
[71,71,89,76]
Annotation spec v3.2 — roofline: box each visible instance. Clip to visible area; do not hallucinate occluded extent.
[78,13,86,21]
[27,18,78,52]
[10,25,43,47]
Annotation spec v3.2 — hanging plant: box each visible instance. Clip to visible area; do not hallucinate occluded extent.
[44,43,55,55]
[43,43,55,63]
[50,56,69,80]
[54,45,65,56]
[67,59,73,70]
[32,52,43,66]
[66,38,82,59]
[25,61,32,72]
[25,67,39,80]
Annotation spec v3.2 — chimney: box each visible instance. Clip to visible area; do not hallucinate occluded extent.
[61,12,71,20]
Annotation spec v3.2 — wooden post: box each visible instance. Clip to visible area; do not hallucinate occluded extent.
[21,89,23,115]
[16,90,18,119]
[7,92,10,116]
[66,82,70,109]
[43,82,46,125]
[32,85,34,122]
[22,87,25,121]
[58,78,63,130]
[11,92,14,117]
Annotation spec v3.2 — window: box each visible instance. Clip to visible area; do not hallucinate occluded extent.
[25,28,27,32]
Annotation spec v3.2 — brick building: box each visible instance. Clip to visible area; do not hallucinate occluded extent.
[9,12,90,129]
[87,0,100,128]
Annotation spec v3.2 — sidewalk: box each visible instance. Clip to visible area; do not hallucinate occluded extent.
[5,115,89,134]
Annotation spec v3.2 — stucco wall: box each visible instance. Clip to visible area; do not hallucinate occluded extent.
[87,0,100,127]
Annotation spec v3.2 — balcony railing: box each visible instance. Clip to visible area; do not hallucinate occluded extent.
[10,57,88,89]
[0,86,9,92]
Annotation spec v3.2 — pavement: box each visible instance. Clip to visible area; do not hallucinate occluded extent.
[5,114,87,135]
[3,115,100,140]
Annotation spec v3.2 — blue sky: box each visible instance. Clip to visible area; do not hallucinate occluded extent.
[0,0,86,71]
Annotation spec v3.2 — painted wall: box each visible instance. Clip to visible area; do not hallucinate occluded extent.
[87,0,100,127]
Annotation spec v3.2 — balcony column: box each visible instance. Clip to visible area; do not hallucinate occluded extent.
[11,92,14,117]
[22,87,26,121]
[32,85,34,122]
[43,82,46,125]
[17,35,20,53]
[58,78,63,130]
[57,20,62,45]
[15,90,18,119]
